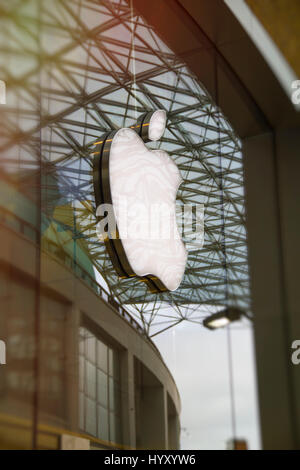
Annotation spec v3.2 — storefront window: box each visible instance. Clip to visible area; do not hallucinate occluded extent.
[79,325,122,444]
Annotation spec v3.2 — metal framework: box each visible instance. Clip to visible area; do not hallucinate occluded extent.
[0,0,250,336]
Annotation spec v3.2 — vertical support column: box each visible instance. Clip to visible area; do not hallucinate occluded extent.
[65,305,80,431]
[168,414,180,450]
[120,351,136,448]
[163,388,169,450]
[243,130,300,449]
[167,393,180,450]
[139,384,167,449]
[133,358,168,449]
[275,128,300,447]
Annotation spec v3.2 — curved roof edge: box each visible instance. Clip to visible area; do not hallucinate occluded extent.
[132,0,300,138]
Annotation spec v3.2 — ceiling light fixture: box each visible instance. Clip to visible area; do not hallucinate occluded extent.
[203,307,246,330]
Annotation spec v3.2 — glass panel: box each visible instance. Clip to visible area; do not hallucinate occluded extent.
[109,411,116,443]
[79,327,85,355]
[86,334,96,363]
[79,356,84,392]
[108,348,119,379]
[78,324,122,444]
[86,397,97,436]
[97,339,108,373]
[109,376,115,411]
[79,392,84,430]
[114,416,122,445]
[108,378,121,414]
[98,405,109,441]
[86,361,96,399]
[114,382,121,415]
[0,0,256,450]
[97,369,108,408]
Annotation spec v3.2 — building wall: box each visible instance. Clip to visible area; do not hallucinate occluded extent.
[246,0,300,77]
[0,222,181,449]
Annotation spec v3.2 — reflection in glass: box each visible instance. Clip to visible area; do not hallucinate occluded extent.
[86,361,96,400]
[97,369,108,408]
[98,405,109,441]
[97,339,108,373]
[86,397,97,436]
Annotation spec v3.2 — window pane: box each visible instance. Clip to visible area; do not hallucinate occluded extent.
[98,405,109,441]
[79,327,85,355]
[114,416,122,445]
[114,381,121,414]
[109,376,115,411]
[86,361,96,399]
[86,334,96,363]
[108,348,120,379]
[109,377,121,413]
[86,397,96,436]
[79,337,85,356]
[97,369,108,408]
[109,411,116,443]
[79,392,84,430]
[78,325,122,445]
[97,339,108,373]
[79,356,84,392]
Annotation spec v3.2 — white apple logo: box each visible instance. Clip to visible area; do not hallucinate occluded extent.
[93,110,187,293]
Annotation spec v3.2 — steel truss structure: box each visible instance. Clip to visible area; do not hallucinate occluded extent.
[0,0,250,336]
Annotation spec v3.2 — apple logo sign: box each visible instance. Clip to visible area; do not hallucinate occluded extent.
[93,110,187,293]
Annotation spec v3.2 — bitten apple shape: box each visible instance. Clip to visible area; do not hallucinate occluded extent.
[93,110,187,293]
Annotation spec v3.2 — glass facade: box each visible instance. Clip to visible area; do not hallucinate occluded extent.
[0,0,250,337]
[0,0,258,450]
[79,325,122,444]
